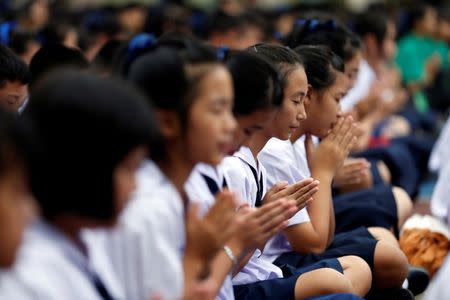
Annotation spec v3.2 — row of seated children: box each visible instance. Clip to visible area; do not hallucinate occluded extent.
[0,15,432,300]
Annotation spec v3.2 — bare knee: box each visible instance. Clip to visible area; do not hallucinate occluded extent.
[338,255,372,296]
[373,241,408,288]
[392,186,413,227]
[295,268,353,300]
[377,161,391,184]
[368,227,399,246]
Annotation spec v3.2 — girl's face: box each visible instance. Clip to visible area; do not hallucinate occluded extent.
[266,66,308,140]
[303,71,348,138]
[419,7,438,36]
[231,108,276,154]
[186,66,236,165]
[114,146,148,216]
[0,165,34,267]
[345,51,362,90]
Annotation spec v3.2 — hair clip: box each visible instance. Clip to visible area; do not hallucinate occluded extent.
[216,45,229,61]
[295,19,308,28]
[253,45,258,52]
[128,33,156,54]
[0,21,17,46]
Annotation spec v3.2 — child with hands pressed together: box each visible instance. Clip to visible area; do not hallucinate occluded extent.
[220,44,371,300]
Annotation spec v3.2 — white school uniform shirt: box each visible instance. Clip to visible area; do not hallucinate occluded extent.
[429,116,450,173]
[424,254,450,300]
[0,221,124,300]
[340,59,376,113]
[221,146,284,286]
[185,163,235,300]
[258,138,310,262]
[430,160,450,221]
[86,159,185,300]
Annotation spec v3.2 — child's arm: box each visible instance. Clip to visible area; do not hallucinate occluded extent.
[183,191,237,299]
[205,198,298,297]
[284,117,356,253]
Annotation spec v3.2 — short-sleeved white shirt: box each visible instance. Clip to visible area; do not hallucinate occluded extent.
[258,138,310,262]
[185,163,235,300]
[221,146,284,286]
[340,59,376,113]
[86,159,185,300]
[0,221,124,300]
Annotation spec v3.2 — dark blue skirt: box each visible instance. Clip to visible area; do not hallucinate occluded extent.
[273,227,377,275]
[306,294,364,300]
[354,143,419,197]
[234,258,343,300]
[333,185,398,236]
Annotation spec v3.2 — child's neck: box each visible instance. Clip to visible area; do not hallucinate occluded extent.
[157,142,195,200]
[246,130,272,162]
[290,127,305,144]
[51,216,94,256]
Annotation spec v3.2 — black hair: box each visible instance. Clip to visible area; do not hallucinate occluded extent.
[8,28,37,57]
[0,107,34,179]
[82,10,121,37]
[204,10,243,39]
[226,51,282,116]
[353,11,390,45]
[25,70,158,221]
[0,21,36,57]
[36,21,76,46]
[128,37,221,160]
[408,3,435,30]
[285,19,361,63]
[117,33,157,77]
[92,39,123,75]
[29,43,89,88]
[0,44,30,88]
[248,43,303,89]
[143,4,191,38]
[294,45,345,91]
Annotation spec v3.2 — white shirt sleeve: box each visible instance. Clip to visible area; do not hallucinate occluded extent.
[424,254,450,300]
[431,162,450,220]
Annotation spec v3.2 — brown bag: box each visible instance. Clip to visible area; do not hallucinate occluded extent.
[400,228,449,276]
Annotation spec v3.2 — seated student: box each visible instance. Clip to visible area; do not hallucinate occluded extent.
[0,108,35,268]
[258,45,414,297]
[285,18,389,192]
[0,70,156,299]
[0,44,30,113]
[396,3,449,98]
[222,44,372,300]
[87,38,250,300]
[185,50,319,300]
[285,17,415,229]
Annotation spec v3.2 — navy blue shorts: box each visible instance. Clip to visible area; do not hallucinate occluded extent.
[234,258,343,300]
[368,159,385,186]
[306,294,364,300]
[333,185,398,236]
[354,143,419,197]
[274,227,377,274]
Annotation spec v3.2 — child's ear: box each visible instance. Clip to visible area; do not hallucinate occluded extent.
[155,110,181,139]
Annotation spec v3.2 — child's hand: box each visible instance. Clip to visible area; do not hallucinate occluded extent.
[184,277,218,300]
[264,178,319,210]
[333,158,371,187]
[306,116,357,178]
[227,198,297,253]
[185,190,238,264]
